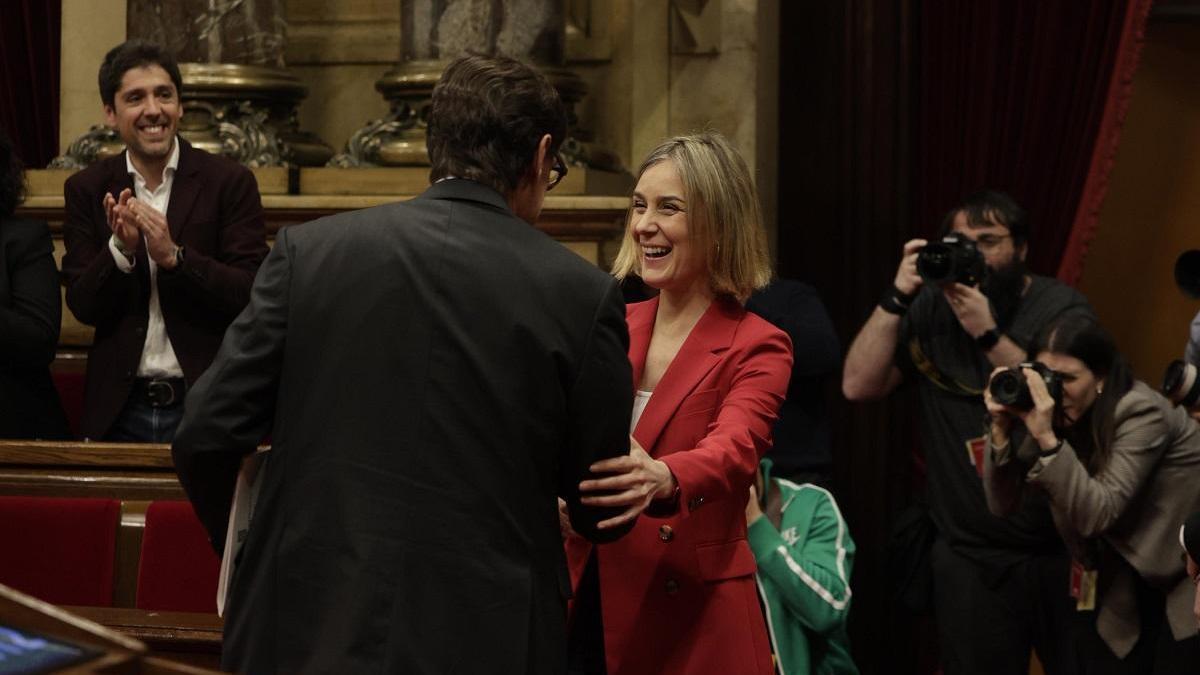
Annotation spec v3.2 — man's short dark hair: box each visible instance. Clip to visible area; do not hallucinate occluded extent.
[941,189,1030,247]
[0,129,24,218]
[98,40,184,108]
[426,54,567,196]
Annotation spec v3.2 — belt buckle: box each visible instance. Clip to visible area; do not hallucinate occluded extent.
[146,380,177,408]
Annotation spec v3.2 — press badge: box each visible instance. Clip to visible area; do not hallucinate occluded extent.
[965,436,987,478]
[1070,560,1097,611]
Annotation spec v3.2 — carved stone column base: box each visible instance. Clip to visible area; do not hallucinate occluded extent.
[329,61,437,168]
[330,60,622,173]
[48,127,124,170]
[179,63,333,167]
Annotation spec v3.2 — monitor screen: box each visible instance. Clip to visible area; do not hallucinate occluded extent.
[0,625,99,675]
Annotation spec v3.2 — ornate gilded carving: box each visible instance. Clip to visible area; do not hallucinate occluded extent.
[177,63,328,167]
[47,126,124,170]
[329,62,435,167]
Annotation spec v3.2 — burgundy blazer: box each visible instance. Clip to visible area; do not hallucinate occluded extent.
[61,139,267,439]
[567,296,793,675]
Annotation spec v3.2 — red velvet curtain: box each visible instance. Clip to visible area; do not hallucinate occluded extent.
[0,0,62,168]
[913,0,1152,280]
[1057,1,1153,285]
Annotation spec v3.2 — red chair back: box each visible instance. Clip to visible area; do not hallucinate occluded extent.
[136,500,220,613]
[0,496,119,606]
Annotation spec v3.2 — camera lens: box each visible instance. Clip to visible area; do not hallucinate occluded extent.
[1162,359,1200,409]
[917,244,953,284]
[989,369,1026,407]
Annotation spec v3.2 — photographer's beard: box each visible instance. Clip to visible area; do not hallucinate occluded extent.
[980,258,1028,329]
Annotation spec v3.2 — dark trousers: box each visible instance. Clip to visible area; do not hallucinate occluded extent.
[931,537,1078,675]
[106,395,184,443]
[566,554,606,675]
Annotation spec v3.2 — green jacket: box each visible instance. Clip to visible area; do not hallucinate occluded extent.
[748,459,858,675]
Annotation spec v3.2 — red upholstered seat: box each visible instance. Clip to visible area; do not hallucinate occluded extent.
[136,500,220,613]
[0,496,119,606]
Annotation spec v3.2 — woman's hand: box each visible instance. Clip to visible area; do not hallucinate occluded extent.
[984,366,1015,444]
[579,436,677,530]
[745,484,764,526]
[1017,365,1060,451]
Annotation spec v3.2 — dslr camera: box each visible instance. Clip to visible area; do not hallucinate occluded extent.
[917,234,986,286]
[989,362,1064,411]
[1161,359,1200,411]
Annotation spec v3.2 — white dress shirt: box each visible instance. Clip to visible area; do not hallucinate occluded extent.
[108,139,184,379]
[631,390,653,432]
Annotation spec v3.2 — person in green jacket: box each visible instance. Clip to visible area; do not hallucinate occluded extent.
[746,457,859,675]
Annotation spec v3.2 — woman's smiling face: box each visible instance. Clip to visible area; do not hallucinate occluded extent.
[629,159,708,298]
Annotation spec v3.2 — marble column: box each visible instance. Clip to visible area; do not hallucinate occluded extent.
[52,0,332,168]
[332,0,613,170]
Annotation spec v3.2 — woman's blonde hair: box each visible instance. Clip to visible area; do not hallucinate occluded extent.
[611,131,772,302]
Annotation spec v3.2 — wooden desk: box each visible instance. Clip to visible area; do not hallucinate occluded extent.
[64,606,223,670]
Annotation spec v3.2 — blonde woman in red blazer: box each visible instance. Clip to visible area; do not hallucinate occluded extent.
[565,132,793,675]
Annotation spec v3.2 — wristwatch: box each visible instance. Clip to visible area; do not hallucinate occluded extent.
[975,328,1001,351]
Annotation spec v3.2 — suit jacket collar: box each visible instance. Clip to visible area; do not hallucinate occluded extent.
[421,178,513,215]
[630,296,743,452]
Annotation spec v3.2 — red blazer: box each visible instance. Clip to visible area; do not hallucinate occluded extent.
[567,296,793,675]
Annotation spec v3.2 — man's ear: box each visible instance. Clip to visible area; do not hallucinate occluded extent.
[103,105,117,128]
[530,133,552,184]
[1016,240,1028,263]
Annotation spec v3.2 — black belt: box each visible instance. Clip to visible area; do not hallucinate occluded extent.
[131,378,186,408]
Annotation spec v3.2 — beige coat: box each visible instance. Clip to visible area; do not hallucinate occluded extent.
[985,381,1200,658]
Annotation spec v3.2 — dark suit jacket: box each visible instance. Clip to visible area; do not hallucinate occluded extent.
[61,139,267,439]
[0,217,69,439]
[172,179,634,674]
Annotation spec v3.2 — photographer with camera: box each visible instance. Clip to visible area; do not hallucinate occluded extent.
[843,190,1092,675]
[984,317,1200,672]
[1159,251,1200,419]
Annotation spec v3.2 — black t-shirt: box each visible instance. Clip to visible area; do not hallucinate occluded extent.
[897,275,1094,574]
[746,280,841,477]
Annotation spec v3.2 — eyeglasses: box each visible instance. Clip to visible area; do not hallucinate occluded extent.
[547,153,568,191]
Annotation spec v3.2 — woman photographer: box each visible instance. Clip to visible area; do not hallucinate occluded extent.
[983,317,1200,672]
[0,130,69,439]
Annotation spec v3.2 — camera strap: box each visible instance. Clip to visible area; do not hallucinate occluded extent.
[908,337,983,398]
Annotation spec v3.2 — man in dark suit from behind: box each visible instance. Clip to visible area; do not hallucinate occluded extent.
[61,40,268,442]
[172,54,636,674]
